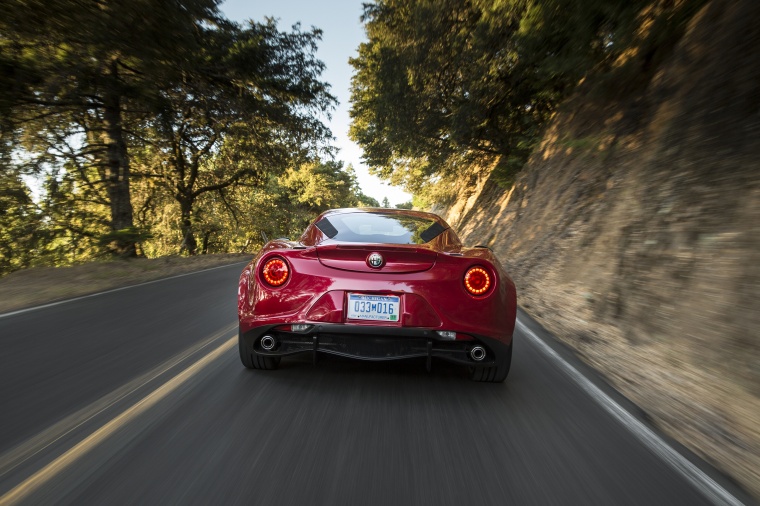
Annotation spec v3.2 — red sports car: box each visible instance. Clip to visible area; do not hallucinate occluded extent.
[238,208,516,382]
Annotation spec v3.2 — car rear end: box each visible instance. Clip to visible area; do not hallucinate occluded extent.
[238,209,516,381]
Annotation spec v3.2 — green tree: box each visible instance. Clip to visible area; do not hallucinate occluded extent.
[1,0,222,256]
[196,160,373,251]
[349,0,646,193]
[132,19,335,255]
[0,170,41,274]
[259,160,374,240]
[344,164,380,207]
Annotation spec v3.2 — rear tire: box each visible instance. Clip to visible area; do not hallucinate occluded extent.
[239,332,281,370]
[471,341,512,383]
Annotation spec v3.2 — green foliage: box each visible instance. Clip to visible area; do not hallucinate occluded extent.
[36,166,109,264]
[356,193,381,208]
[260,161,369,240]
[1,0,226,257]
[133,159,369,257]
[130,17,336,255]
[0,164,111,275]
[349,0,650,194]
[6,0,700,273]
[97,227,153,256]
[0,1,342,271]
[0,170,40,274]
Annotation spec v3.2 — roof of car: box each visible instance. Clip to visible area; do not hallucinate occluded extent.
[318,207,448,225]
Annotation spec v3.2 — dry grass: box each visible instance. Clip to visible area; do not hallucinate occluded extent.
[0,254,252,315]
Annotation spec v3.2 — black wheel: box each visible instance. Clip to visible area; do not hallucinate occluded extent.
[239,332,280,370]
[471,341,512,383]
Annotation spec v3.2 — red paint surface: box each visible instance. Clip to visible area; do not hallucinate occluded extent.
[238,208,517,344]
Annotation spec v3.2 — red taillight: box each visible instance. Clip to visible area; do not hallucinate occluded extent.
[262,257,289,287]
[464,266,491,296]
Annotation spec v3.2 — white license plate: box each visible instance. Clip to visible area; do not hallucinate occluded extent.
[347,294,400,321]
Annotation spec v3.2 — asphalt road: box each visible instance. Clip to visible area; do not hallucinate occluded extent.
[0,263,753,505]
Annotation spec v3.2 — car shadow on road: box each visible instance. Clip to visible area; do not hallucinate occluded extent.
[245,352,524,401]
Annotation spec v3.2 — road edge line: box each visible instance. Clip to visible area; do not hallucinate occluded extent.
[0,322,237,478]
[0,335,236,505]
[516,317,745,506]
[0,261,250,319]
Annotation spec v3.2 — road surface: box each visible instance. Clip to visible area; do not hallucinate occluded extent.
[0,263,752,505]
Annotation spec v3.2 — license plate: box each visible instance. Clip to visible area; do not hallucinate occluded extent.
[347,294,400,321]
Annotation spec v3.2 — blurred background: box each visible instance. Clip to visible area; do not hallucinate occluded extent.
[1,0,758,499]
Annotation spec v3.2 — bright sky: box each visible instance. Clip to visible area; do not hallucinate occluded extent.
[220,0,412,207]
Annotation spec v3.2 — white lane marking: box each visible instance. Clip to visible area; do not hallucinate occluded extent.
[0,335,236,505]
[0,261,250,319]
[0,323,236,478]
[516,318,745,506]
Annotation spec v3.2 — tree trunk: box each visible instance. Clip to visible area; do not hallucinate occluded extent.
[102,59,137,257]
[179,196,197,255]
[201,230,212,255]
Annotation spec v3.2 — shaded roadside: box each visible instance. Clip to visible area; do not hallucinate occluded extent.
[0,254,252,315]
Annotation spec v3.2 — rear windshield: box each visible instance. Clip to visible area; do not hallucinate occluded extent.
[316,212,446,245]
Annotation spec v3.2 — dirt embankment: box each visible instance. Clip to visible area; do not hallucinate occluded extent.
[439,0,760,497]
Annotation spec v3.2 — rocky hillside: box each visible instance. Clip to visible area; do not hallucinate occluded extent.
[439,0,760,496]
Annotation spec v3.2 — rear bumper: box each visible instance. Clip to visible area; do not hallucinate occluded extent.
[240,323,511,367]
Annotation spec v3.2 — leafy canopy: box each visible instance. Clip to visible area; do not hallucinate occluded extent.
[349,0,646,193]
[0,1,363,273]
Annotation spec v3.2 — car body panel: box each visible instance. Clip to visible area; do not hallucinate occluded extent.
[316,244,438,273]
[238,208,516,372]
